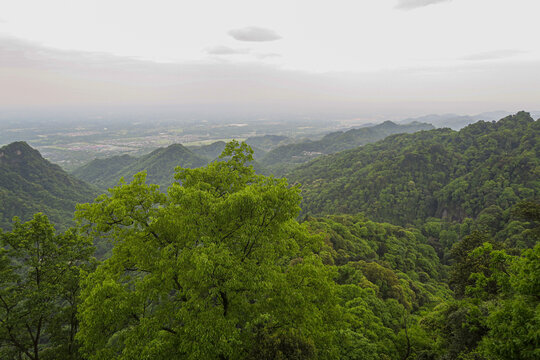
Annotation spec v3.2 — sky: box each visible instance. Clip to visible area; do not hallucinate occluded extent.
[1,0,539,120]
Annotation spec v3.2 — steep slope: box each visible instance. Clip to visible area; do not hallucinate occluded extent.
[261,121,434,175]
[121,143,208,187]
[75,143,209,190]
[0,142,99,230]
[288,112,539,226]
[71,154,138,189]
[188,141,227,160]
[189,141,267,160]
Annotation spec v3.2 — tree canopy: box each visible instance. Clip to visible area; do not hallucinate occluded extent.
[75,141,340,360]
[0,214,93,360]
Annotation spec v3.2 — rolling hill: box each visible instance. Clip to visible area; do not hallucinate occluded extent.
[0,141,99,230]
[288,112,539,227]
[72,143,208,190]
[260,121,434,175]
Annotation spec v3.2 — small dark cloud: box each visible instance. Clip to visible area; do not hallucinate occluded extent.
[395,0,452,10]
[205,45,249,55]
[228,26,281,42]
[462,49,526,61]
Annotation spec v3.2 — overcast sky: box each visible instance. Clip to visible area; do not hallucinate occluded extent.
[1,0,539,119]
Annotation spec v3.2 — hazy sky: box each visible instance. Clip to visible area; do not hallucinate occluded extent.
[1,0,539,119]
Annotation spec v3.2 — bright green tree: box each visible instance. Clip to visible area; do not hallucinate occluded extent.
[0,213,94,360]
[75,141,339,360]
[480,243,540,359]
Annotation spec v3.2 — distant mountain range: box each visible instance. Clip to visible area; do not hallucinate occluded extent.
[2,112,537,236]
[0,141,98,230]
[259,120,434,175]
[398,110,540,130]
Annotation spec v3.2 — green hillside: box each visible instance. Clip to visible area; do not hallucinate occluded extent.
[187,141,228,159]
[71,154,137,188]
[288,111,539,228]
[120,143,208,187]
[72,143,208,190]
[261,121,434,175]
[189,140,267,160]
[1,138,538,360]
[0,141,98,230]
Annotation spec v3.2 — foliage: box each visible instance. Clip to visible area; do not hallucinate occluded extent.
[479,243,540,359]
[302,214,454,359]
[70,154,138,188]
[188,141,268,161]
[422,235,539,359]
[72,143,208,190]
[289,112,539,229]
[0,142,99,231]
[73,142,270,190]
[0,214,94,360]
[75,141,339,359]
[1,112,538,360]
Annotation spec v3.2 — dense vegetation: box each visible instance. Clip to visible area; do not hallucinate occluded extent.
[261,121,434,175]
[0,142,98,230]
[72,143,208,190]
[188,140,267,160]
[73,142,270,190]
[0,214,94,360]
[289,112,538,227]
[1,113,538,359]
[187,141,229,160]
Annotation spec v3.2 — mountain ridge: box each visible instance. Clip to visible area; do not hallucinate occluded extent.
[288,111,539,227]
[260,120,435,175]
[0,141,99,230]
[72,143,208,190]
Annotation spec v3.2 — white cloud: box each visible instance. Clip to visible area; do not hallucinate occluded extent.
[395,0,452,10]
[228,26,281,42]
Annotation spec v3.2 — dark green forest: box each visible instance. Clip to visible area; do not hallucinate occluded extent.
[0,142,99,230]
[1,114,539,359]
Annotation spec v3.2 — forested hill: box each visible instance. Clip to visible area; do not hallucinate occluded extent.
[0,141,98,230]
[1,139,538,360]
[70,154,138,188]
[73,142,270,189]
[72,143,208,190]
[188,140,267,160]
[187,141,228,159]
[260,120,434,175]
[288,112,539,226]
